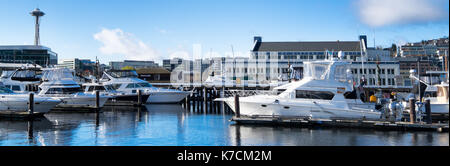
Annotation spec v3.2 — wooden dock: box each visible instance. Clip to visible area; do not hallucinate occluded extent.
[231,116,449,132]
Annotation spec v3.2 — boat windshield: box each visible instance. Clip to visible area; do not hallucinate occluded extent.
[0,86,14,94]
[303,62,349,82]
[303,63,330,80]
[108,71,138,78]
[11,70,41,81]
[42,68,75,81]
[1,71,15,78]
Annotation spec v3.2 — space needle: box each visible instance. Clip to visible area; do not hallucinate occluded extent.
[30,8,45,46]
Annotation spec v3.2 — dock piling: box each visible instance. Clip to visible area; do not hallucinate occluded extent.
[95,90,100,110]
[28,93,34,114]
[425,99,432,124]
[137,90,142,106]
[409,98,416,123]
[234,94,240,118]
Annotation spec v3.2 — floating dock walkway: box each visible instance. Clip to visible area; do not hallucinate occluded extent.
[231,116,449,132]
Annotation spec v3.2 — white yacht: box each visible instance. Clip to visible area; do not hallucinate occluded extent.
[424,83,449,114]
[0,68,41,93]
[82,82,150,104]
[0,85,61,113]
[409,70,449,114]
[220,59,383,120]
[100,70,189,104]
[38,68,110,109]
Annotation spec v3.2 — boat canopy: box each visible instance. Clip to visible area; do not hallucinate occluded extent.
[41,68,75,81]
[11,69,42,81]
[303,60,350,83]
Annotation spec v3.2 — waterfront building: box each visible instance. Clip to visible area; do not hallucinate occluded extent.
[57,58,97,76]
[163,58,184,71]
[0,45,57,67]
[109,60,159,70]
[136,67,171,83]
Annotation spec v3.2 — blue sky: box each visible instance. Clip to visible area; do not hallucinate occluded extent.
[0,0,448,64]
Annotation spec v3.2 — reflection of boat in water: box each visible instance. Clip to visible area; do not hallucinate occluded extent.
[143,104,185,114]
[0,118,53,131]
[220,59,383,120]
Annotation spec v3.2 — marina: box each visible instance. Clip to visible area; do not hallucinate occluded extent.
[0,2,449,148]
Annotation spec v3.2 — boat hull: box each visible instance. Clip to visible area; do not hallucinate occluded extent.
[430,103,449,114]
[224,97,382,120]
[45,95,110,109]
[0,95,61,113]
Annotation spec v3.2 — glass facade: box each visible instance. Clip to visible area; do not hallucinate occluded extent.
[0,46,57,67]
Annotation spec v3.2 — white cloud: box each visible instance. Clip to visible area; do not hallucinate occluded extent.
[356,0,448,27]
[93,28,160,61]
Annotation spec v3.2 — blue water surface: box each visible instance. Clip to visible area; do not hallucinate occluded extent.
[0,104,448,146]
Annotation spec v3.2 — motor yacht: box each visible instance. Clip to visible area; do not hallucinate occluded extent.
[0,85,61,113]
[424,83,449,114]
[82,82,150,104]
[38,68,110,109]
[220,59,383,120]
[409,70,449,114]
[100,70,189,104]
[0,68,41,93]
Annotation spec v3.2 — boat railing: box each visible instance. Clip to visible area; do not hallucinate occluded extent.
[222,90,277,98]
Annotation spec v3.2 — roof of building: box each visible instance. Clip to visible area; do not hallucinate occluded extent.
[0,63,42,68]
[253,41,362,52]
[136,67,170,74]
[0,45,51,50]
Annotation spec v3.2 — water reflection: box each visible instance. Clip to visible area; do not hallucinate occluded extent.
[0,104,448,146]
[228,125,449,146]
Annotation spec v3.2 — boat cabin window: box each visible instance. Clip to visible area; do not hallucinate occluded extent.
[344,90,358,99]
[111,84,122,90]
[45,87,83,94]
[296,90,334,100]
[104,85,114,91]
[87,86,107,92]
[11,85,21,91]
[125,83,152,89]
[137,83,152,88]
[4,85,21,91]
[126,84,135,88]
[0,86,14,94]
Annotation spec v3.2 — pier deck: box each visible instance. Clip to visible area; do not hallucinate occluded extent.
[231,116,449,132]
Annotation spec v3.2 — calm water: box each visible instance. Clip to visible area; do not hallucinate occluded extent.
[0,104,448,146]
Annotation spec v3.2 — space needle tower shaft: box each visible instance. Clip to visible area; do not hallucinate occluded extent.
[30,8,45,46]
